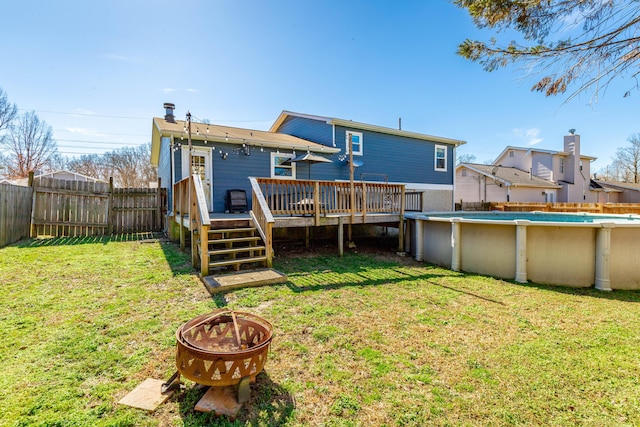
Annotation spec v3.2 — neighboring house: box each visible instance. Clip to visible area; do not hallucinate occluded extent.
[456,163,562,203]
[456,132,597,203]
[270,111,466,211]
[151,104,466,214]
[591,180,640,203]
[12,170,107,186]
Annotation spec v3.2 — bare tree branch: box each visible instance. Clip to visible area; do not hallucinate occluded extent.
[456,0,640,100]
[1,111,58,178]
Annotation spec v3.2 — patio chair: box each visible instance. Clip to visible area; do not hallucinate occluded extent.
[225,189,248,213]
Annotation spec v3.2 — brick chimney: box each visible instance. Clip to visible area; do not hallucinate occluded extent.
[163,103,175,123]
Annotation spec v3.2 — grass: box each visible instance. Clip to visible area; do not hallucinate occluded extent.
[1,237,640,426]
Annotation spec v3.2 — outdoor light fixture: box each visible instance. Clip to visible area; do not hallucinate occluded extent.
[220,150,228,160]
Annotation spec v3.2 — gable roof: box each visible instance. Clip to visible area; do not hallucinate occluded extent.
[151,117,340,166]
[494,145,597,163]
[593,180,640,192]
[269,110,467,146]
[458,163,562,189]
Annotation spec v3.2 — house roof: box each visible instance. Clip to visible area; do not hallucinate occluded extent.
[151,117,340,167]
[269,110,467,147]
[494,145,597,163]
[458,163,562,189]
[11,170,107,186]
[592,180,640,192]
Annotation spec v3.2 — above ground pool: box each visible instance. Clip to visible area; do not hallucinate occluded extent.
[405,211,640,290]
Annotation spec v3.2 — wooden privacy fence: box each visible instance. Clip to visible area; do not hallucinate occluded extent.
[29,177,166,238]
[492,202,640,214]
[0,183,33,247]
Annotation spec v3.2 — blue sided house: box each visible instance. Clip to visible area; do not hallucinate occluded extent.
[151,103,466,216]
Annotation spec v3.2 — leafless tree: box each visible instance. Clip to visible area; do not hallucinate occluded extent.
[0,111,58,178]
[456,1,640,101]
[608,134,640,182]
[107,143,156,187]
[0,87,17,133]
[67,143,155,187]
[456,153,477,164]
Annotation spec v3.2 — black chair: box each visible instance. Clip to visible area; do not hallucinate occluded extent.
[225,189,248,213]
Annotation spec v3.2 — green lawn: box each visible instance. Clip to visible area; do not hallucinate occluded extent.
[1,237,640,426]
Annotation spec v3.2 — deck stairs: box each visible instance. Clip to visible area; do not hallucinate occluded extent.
[196,223,267,272]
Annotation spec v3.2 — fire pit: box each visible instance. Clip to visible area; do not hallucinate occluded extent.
[173,309,273,403]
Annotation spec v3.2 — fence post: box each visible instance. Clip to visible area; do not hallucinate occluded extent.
[107,177,114,235]
[28,172,36,238]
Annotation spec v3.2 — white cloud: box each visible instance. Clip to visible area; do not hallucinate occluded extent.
[103,53,143,63]
[512,128,543,146]
[63,127,108,137]
[162,88,176,93]
[186,88,199,93]
[70,108,96,116]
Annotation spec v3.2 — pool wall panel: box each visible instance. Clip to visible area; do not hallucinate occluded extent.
[459,223,516,279]
[610,228,640,289]
[422,221,452,267]
[526,226,595,287]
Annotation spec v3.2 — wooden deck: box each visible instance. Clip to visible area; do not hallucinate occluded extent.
[173,176,410,275]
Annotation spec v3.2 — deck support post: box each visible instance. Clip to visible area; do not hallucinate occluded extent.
[338,216,344,256]
[305,226,310,249]
[201,224,210,276]
[398,186,405,251]
[450,218,461,272]
[595,223,613,291]
[515,220,529,283]
[180,222,186,251]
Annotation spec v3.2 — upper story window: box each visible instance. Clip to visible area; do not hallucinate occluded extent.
[345,131,363,156]
[559,158,565,174]
[271,152,296,179]
[509,150,514,158]
[435,145,447,171]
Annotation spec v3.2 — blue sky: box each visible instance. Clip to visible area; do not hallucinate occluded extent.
[1,0,638,171]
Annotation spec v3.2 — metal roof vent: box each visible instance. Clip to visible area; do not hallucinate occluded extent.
[164,103,176,123]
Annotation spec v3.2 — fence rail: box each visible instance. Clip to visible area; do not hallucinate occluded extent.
[0,183,33,247]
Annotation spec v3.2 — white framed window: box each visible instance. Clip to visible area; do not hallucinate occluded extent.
[435,145,447,171]
[345,130,363,156]
[559,158,565,173]
[509,150,514,158]
[270,152,296,179]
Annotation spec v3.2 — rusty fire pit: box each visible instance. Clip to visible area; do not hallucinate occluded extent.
[173,309,273,403]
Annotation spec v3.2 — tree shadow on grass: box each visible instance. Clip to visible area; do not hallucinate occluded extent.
[176,372,294,426]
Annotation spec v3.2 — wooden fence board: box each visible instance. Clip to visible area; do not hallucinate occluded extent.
[0,183,33,247]
[24,177,166,238]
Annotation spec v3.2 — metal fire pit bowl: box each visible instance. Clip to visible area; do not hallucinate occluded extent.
[175,309,273,389]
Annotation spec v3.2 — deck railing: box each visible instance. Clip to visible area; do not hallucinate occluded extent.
[249,177,274,267]
[254,178,406,219]
[173,175,211,275]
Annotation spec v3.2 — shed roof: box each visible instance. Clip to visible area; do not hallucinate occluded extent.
[458,163,562,189]
[151,117,339,166]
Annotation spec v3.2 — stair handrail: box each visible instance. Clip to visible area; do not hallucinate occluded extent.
[249,177,274,267]
[190,174,211,276]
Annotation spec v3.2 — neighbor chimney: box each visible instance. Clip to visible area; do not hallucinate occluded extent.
[164,103,175,123]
